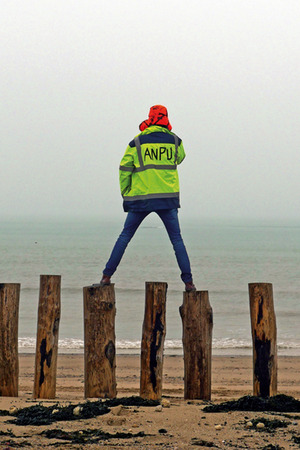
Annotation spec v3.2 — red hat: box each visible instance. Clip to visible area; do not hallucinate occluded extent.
[139,105,172,131]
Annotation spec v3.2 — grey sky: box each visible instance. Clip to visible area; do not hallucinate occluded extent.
[1,0,300,222]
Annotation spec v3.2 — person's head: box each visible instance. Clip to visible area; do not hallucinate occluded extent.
[139,105,172,131]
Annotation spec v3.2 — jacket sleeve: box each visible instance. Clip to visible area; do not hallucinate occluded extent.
[119,145,135,196]
[176,141,186,165]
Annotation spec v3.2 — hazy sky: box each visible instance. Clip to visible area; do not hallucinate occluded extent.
[1,0,300,223]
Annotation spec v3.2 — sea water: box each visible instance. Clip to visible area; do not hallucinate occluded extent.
[1,217,299,355]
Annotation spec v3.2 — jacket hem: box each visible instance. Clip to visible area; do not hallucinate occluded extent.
[123,197,180,212]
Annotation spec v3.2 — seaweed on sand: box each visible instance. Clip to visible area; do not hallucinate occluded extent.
[292,435,300,445]
[7,396,159,426]
[0,429,16,437]
[190,437,218,447]
[0,439,31,448]
[7,402,109,426]
[246,417,290,432]
[203,395,300,413]
[41,428,146,444]
[261,445,285,450]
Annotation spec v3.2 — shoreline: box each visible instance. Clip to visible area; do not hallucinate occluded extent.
[17,348,300,357]
[16,353,300,401]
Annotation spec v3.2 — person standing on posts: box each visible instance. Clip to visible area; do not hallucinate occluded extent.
[100,105,196,292]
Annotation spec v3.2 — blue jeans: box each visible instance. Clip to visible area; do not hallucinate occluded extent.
[103,209,193,283]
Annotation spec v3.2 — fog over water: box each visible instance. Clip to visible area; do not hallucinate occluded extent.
[1,1,300,223]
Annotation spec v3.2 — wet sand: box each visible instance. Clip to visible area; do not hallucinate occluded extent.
[0,354,299,448]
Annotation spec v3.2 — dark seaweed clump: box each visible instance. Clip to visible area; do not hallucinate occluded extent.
[190,437,218,447]
[8,396,159,426]
[261,445,285,450]
[204,395,300,413]
[42,428,146,444]
[247,417,290,432]
[8,402,109,426]
[0,429,16,437]
[108,397,159,408]
[292,435,300,445]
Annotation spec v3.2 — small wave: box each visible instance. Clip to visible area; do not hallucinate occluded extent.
[18,337,300,350]
[19,337,36,348]
[213,338,252,349]
[277,341,300,349]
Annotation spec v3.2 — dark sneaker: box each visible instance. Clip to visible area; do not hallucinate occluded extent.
[185,281,196,292]
[100,275,111,287]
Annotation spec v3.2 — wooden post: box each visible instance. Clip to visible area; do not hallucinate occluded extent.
[140,281,167,401]
[0,283,20,397]
[249,282,277,397]
[83,284,116,398]
[33,275,61,399]
[179,290,213,400]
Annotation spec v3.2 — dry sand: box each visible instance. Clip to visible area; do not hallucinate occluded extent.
[0,354,299,449]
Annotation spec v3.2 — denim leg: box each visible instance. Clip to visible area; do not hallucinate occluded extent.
[157,209,193,283]
[103,211,150,277]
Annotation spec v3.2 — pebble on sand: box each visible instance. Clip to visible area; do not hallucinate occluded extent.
[161,399,171,408]
[73,406,82,416]
[111,405,123,416]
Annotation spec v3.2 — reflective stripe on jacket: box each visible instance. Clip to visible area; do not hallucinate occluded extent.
[119,126,186,212]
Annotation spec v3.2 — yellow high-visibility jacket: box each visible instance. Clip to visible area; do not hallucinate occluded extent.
[119,125,185,212]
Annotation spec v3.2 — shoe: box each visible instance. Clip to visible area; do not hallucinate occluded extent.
[185,281,196,292]
[100,275,111,287]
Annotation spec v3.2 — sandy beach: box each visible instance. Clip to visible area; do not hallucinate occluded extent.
[0,354,299,449]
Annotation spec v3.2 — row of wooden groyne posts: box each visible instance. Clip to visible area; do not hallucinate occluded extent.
[0,277,277,401]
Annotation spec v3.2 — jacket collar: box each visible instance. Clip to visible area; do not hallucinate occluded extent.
[139,125,172,135]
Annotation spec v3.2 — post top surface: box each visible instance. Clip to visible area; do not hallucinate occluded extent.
[84,283,115,289]
[0,283,21,288]
[40,274,61,278]
[184,290,209,294]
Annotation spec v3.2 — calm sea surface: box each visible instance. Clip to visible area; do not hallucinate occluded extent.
[1,217,300,355]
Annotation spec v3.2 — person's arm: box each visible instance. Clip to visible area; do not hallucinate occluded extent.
[119,145,134,196]
[176,141,186,165]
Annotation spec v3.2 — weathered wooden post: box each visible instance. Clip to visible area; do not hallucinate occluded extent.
[0,283,20,397]
[83,284,116,398]
[179,290,213,400]
[140,282,167,400]
[249,282,277,397]
[33,275,61,399]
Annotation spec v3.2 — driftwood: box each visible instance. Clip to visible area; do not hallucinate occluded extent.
[179,290,213,400]
[0,283,20,397]
[33,275,61,399]
[140,282,167,400]
[249,282,277,397]
[83,284,116,398]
